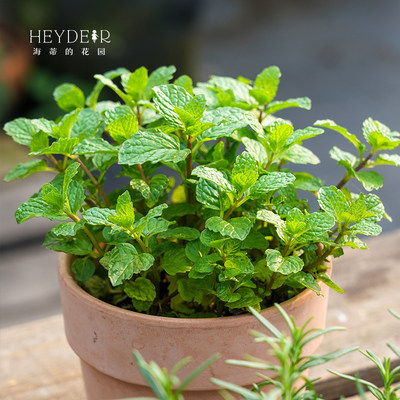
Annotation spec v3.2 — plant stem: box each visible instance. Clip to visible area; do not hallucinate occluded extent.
[158,290,178,307]
[75,156,111,207]
[68,213,104,255]
[336,151,374,189]
[137,164,149,184]
[136,106,142,126]
[47,155,63,171]
[132,232,148,253]
[264,152,275,171]
[186,136,193,179]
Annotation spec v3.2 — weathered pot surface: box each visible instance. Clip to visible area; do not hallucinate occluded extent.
[58,252,332,399]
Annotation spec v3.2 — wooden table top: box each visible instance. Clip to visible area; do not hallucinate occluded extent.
[1,230,399,400]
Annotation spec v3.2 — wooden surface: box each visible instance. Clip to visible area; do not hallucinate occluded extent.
[1,230,399,400]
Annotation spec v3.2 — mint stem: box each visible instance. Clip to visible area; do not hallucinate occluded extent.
[336,151,374,189]
[137,164,149,184]
[75,156,111,208]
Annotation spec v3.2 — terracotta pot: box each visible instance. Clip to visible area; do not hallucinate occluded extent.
[58,253,332,400]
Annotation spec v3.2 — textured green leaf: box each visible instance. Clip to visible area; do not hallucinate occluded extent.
[205,216,252,240]
[94,74,133,106]
[108,114,138,143]
[161,248,192,275]
[72,138,117,155]
[185,239,210,262]
[349,220,382,236]
[241,137,268,167]
[240,229,269,250]
[289,271,321,294]
[315,119,366,155]
[162,203,197,220]
[72,258,96,281]
[132,204,168,235]
[157,227,200,241]
[267,122,294,153]
[51,109,80,139]
[83,207,116,225]
[177,277,212,303]
[153,84,193,128]
[317,186,349,223]
[266,97,311,115]
[209,76,253,104]
[15,197,67,223]
[4,159,48,182]
[216,282,241,303]
[298,212,335,242]
[354,170,384,191]
[255,210,286,241]
[174,74,193,94]
[31,137,80,156]
[30,131,49,154]
[142,217,170,238]
[293,172,324,192]
[108,191,135,229]
[224,255,254,278]
[41,183,63,209]
[50,221,83,236]
[62,162,80,206]
[248,172,295,199]
[363,194,385,222]
[281,144,320,165]
[124,277,156,312]
[67,181,85,215]
[318,273,344,293]
[144,65,176,99]
[192,166,235,193]
[119,131,189,165]
[124,66,148,101]
[31,118,56,134]
[362,118,400,151]
[372,153,400,167]
[70,109,103,139]
[285,208,308,238]
[225,287,261,309]
[43,230,93,255]
[265,249,304,275]
[100,243,154,286]
[4,118,36,146]
[286,126,323,146]
[53,83,85,112]
[231,152,259,193]
[329,146,357,174]
[196,178,232,211]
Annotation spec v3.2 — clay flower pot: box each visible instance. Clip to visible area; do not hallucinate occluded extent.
[58,253,332,400]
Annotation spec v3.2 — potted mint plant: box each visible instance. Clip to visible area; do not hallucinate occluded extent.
[4,65,400,399]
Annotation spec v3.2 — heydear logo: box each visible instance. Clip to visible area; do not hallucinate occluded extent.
[29,29,111,56]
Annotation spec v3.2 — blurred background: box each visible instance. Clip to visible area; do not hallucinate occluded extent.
[1,0,399,327]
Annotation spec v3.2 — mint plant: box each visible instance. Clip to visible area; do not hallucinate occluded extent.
[4,65,400,316]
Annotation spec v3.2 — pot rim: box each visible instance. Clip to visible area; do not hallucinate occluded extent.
[58,252,332,329]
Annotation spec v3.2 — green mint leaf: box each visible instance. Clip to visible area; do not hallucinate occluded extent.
[108,191,135,229]
[53,83,85,112]
[196,178,231,211]
[354,170,384,191]
[362,118,400,151]
[317,186,349,223]
[192,165,236,193]
[62,162,80,207]
[67,181,85,215]
[4,118,36,146]
[83,207,116,225]
[100,243,154,286]
[31,118,56,134]
[288,271,321,294]
[161,248,192,275]
[255,210,286,241]
[174,75,193,94]
[132,203,168,235]
[72,138,118,155]
[266,121,294,153]
[293,172,324,192]
[30,137,80,156]
[123,66,148,101]
[285,208,308,238]
[131,174,169,208]
[119,130,190,165]
[349,220,382,236]
[315,119,366,155]
[205,216,252,240]
[329,146,357,174]
[185,239,210,262]
[318,273,344,293]
[104,105,132,124]
[72,258,96,281]
[30,131,49,154]
[363,194,385,222]
[41,183,63,209]
[4,159,48,182]
[231,152,259,193]
[225,287,261,309]
[51,109,80,139]
[209,76,253,104]
[50,221,83,236]
[241,229,269,250]
[252,66,281,104]
[265,97,312,115]
[124,277,156,312]
[71,109,104,139]
[242,137,268,167]
[265,249,304,275]
[248,172,295,199]
[94,74,133,106]
[286,127,323,146]
[43,230,93,255]
[224,255,254,278]
[108,114,138,143]
[86,67,129,108]
[157,227,200,241]
[371,153,400,167]
[298,212,335,242]
[142,217,170,239]
[281,144,320,165]
[177,277,212,304]
[144,65,176,99]
[15,197,67,223]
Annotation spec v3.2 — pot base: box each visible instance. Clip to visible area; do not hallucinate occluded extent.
[80,359,226,400]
